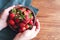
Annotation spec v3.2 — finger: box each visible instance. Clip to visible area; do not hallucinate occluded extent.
[31,26,36,31]
[1,5,15,22]
[35,19,40,33]
[37,19,40,29]
[35,19,40,29]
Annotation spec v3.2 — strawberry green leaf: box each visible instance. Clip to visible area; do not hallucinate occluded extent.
[29,13,33,18]
[18,10,25,20]
[15,16,19,19]
[28,25,33,30]
[12,8,16,14]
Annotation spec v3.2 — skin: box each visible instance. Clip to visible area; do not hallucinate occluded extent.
[0,5,15,30]
[13,19,40,40]
[0,5,40,40]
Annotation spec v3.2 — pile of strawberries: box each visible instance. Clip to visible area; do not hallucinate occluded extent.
[7,6,35,32]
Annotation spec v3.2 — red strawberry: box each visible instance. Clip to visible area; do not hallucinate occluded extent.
[23,19,30,24]
[29,20,33,25]
[9,13,15,19]
[8,20,15,26]
[23,15,30,24]
[25,15,30,20]
[25,25,29,29]
[19,23,26,27]
[27,10,32,14]
[19,27,26,32]
[19,7,26,12]
[15,19,20,23]
[24,11,29,16]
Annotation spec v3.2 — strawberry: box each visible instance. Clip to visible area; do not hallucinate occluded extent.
[19,7,26,12]
[25,25,29,29]
[24,11,29,16]
[19,23,26,27]
[15,19,20,23]
[9,13,15,19]
[8,20,15,26]
[29,20,33,25]
[23,15,30,24]
[24,15,30,20]
[26,10,32,14]
[23,19,30,24]
[19,27,26,32]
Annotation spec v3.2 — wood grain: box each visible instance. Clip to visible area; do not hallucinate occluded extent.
[32,0,60,40]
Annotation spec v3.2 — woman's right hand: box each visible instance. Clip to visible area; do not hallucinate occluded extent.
[14,19,40,40]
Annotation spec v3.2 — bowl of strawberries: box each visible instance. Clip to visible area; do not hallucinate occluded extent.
[7,5,35,32]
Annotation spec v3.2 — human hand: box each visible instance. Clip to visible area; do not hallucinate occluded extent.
[14,19,40,40]
[0,5,15,30]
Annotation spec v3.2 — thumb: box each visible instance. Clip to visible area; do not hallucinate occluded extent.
[1,5,15,22]
[31,26,36,31]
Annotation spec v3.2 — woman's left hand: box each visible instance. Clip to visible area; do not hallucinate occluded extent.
[0,5,15,30]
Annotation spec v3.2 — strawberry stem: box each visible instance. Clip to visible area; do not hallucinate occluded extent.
[18,10,25,20]
[12,8,16,14]
[29,13,33,18]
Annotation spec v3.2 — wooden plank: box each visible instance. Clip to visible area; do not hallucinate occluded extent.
[32,0,60,40]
